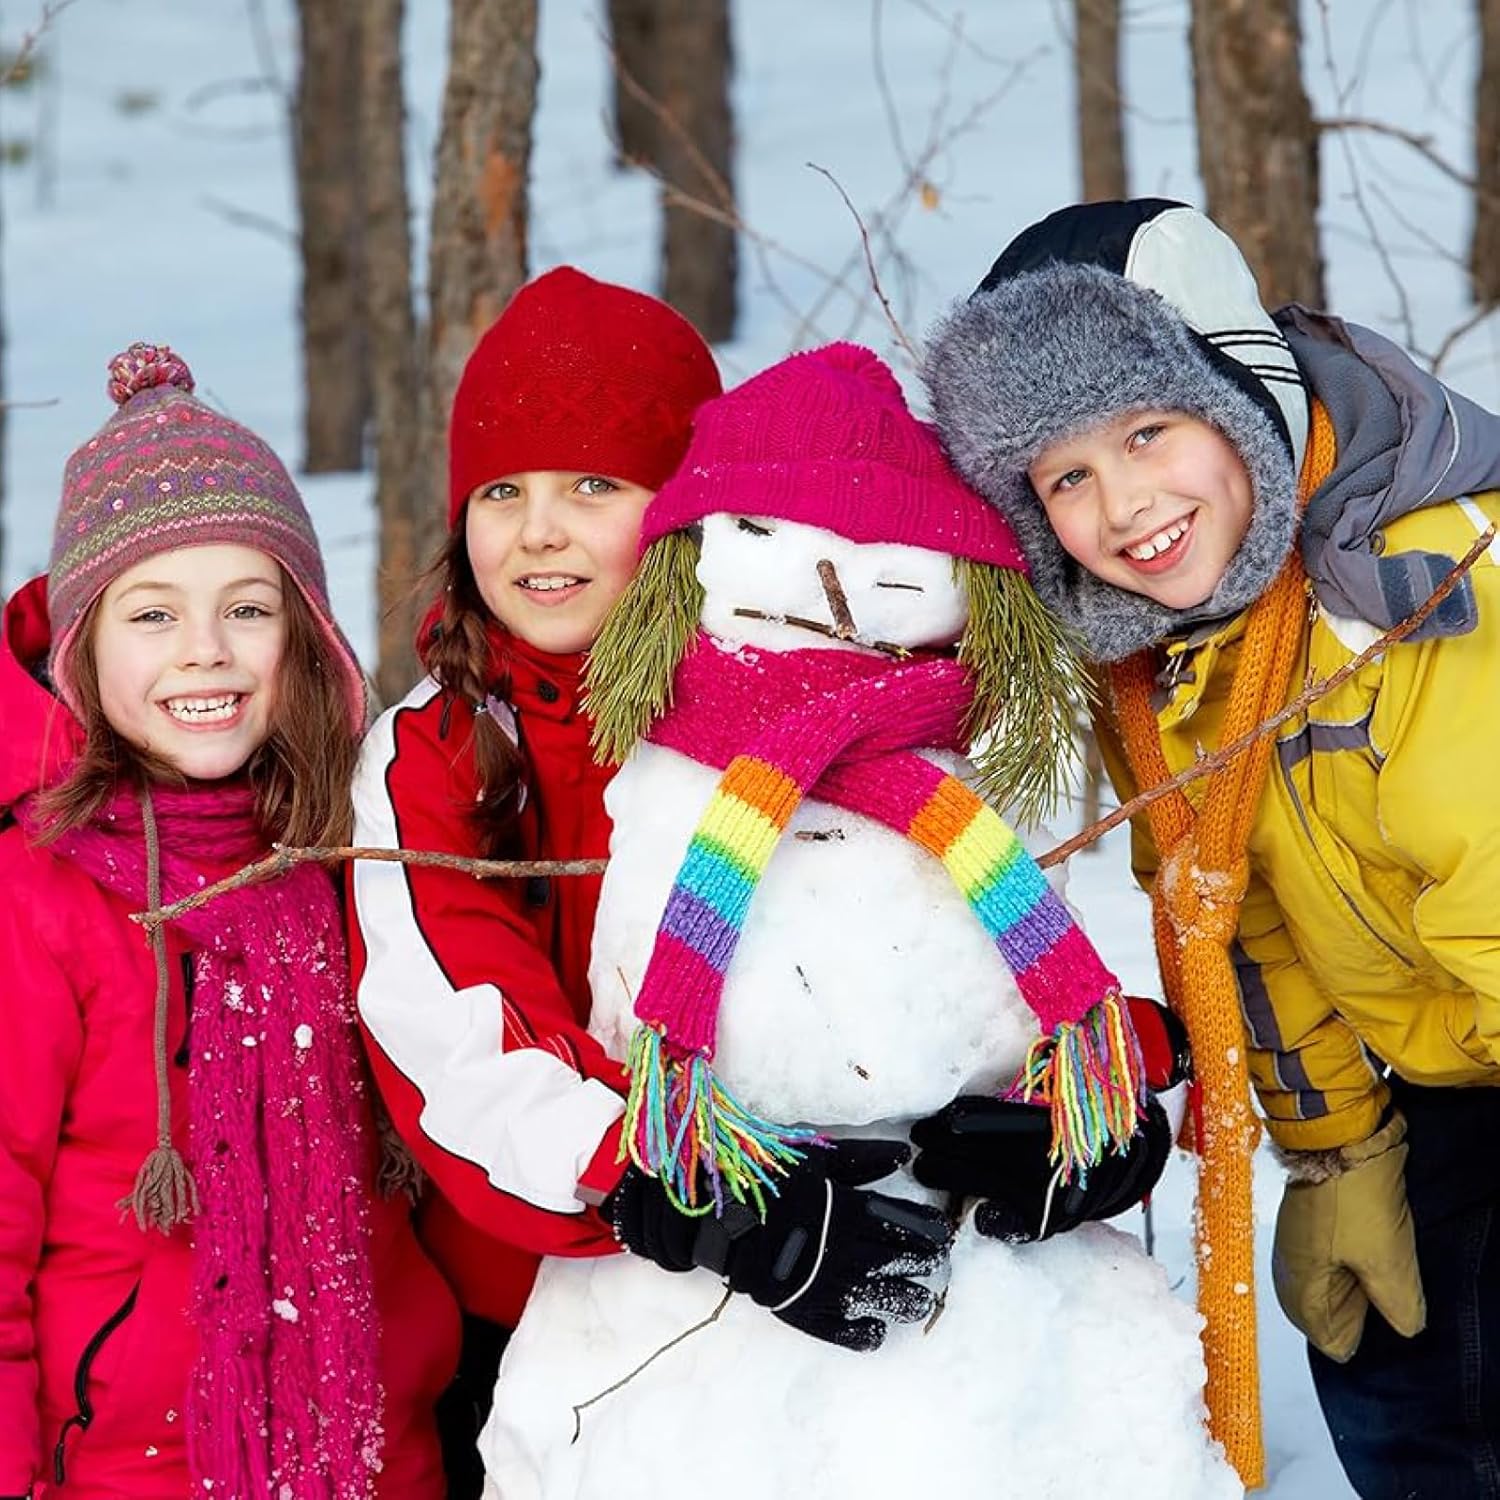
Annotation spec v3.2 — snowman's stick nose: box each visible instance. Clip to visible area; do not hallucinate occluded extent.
[816,559,857,640]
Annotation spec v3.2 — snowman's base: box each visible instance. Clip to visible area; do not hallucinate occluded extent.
[481,1219,1242,1500]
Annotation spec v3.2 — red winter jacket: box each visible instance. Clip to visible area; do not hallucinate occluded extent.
[348,634,627,1329]
[0,578,459,1499]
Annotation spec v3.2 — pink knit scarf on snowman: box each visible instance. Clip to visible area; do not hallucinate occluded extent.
[27,782,382,1497]
[623,635,1143,1214]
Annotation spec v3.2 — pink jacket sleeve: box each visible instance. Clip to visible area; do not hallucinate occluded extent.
[0,894,83,1495]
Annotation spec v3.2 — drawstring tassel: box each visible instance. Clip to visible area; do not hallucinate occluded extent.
[122,1139,201,1233]
[622,1025,822,1216]
[1011,991,1145,1182]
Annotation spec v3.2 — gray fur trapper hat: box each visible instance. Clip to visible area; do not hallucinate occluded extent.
[923,199,1312,662]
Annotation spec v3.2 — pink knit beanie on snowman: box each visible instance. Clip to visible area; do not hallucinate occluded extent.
[639,341,1029,570]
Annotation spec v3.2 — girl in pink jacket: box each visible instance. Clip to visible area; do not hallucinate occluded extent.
[0,344,459,1498]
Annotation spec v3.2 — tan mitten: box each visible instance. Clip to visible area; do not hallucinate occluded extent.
[1272,1111,1426,1363]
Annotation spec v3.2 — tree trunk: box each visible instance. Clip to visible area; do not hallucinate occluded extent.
[1188,0,1323,309]
[295,0,369,473]
[424,0,538,567]
[1074,0,1128,201]
[656,0,737,342]
[360,0,422,704]
[607,0,658,167]
[1473,0,1500,306]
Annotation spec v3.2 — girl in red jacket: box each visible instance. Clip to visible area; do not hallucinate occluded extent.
[0,344,458,1499]
[347,268,722,1485]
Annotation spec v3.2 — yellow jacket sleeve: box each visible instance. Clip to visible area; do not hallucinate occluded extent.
[1374,537,1500,1064]
[1235,870,1390,1151]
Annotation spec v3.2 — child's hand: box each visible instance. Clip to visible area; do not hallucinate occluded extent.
[604,1139,953,1350]
[910,1094,1174,1242]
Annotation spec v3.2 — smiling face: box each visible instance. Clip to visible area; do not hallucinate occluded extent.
[464,470,655,654]
[91,543,288,781]
[1026,410,1255,610]
[696,512,969,654]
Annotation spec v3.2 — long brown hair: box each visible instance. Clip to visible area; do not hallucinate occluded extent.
[34,571,358,848]
[419,515,526,858]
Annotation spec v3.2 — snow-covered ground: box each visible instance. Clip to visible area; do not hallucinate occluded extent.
[6,1,1494,1492]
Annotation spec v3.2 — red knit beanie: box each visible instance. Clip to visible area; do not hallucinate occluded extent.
[639,342,1029,571]
[447,266,722,527]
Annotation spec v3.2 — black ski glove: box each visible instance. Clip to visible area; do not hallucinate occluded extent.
[910,1093,1174,1242]
[603,1138,954,1351]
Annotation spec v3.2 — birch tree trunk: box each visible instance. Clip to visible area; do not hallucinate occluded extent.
[656,0,737,341]
[360,0,422,703]
[1189,0,1323,308]
[294,0,369,473]
[424,0,538,565]
[1074,0,1128,201]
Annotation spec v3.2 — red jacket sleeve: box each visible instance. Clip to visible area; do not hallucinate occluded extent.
[0,871,83,1495]
[348,680,626,1259]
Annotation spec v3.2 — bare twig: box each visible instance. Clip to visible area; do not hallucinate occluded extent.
[732,604,912,658]
[1317,114,1486,195]
[200,194,296,243]
[570,1289,732,1443]
[807,162,920,364]
[816,558,857,638]
[1039,526,1495,868]
[3,0,76,87]
[134,846,607,933]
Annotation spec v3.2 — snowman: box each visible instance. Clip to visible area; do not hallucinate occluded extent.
[480,345,1241,1500]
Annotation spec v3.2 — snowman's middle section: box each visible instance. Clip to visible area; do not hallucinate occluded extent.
[588,730,1049,1132]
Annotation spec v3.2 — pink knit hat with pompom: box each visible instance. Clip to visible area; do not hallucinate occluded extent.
[47,342,367,731]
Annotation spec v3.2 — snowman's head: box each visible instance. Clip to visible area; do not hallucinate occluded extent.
[696,512,968,655]
[584,343,1090,819]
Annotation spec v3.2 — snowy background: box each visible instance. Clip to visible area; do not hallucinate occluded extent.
[5,1,1495,1492]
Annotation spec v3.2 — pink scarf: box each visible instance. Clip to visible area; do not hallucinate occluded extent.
[28,784,382,1497]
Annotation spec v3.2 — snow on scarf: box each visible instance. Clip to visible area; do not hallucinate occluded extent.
[623,635,1144,1214]
[26,783,382,1497]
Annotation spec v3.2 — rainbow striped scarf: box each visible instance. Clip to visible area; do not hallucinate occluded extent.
[625,636,1143,1214]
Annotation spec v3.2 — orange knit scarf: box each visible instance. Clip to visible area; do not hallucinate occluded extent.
[1109,400,1336,1490]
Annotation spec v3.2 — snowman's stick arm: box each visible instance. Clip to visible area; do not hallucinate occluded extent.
[131,845,608,933]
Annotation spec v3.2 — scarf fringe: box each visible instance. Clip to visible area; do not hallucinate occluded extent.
[622,1026,823,1215]
[1011,991,1146,1181]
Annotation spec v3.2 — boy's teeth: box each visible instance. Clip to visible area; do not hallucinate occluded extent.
[1126,518,1189,561]
[166,694,240,723]
[520,576,582,592]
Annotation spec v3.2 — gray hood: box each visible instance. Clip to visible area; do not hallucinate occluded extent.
[1283,306,1500,640]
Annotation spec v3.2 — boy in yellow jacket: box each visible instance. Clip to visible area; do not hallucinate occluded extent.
[923,198,1500,1500]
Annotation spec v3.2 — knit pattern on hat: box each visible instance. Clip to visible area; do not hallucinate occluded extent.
[447,267,722,525]
[925,262,1299,661]
[47,342,366,729]
[622,638,1143,1215]
[640,342,1028,571]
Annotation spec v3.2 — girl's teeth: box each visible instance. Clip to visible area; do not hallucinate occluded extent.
[520,576,581,592]
[166,695,240,723]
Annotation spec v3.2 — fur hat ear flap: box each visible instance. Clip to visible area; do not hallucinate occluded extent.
[584,529,704,764]
[956,559,1092,824]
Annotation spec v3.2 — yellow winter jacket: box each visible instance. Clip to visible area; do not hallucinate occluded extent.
[1098,489,1500,1153]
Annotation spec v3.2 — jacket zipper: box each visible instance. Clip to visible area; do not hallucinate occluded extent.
[52,1281,140,1484]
